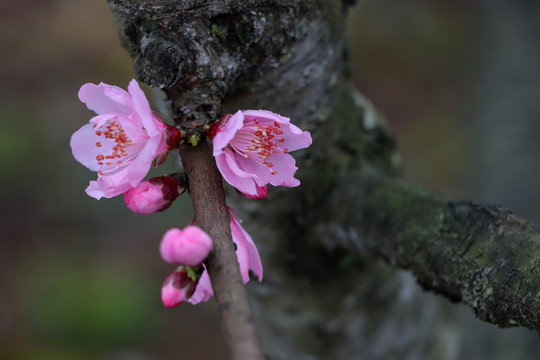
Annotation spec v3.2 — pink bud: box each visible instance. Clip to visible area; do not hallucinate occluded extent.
[161,270,197,308]
[123,176,179,214]
[165,125,181,150]
[160,226,213,267]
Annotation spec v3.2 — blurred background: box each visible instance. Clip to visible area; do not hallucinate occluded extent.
[1,0,540,359]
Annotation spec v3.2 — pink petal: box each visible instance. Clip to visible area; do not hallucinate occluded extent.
[215,149,260,196]
[188,269,214,304]
[128,79,161,137]
[123,136,166,188]
[212,110,244,154]
[116,115,149,144]
[88,113,117,128]
[243,110,312,152]
[85,177,133,200]
[235,151,299,188]
[278,123,312,152]
[229,208,263,281]
[79,83,133,115]
[265,153,301,187]
[70,123,106,172]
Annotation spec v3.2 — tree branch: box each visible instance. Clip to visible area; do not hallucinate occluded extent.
[108,1,266,357]
[289,81,540,335]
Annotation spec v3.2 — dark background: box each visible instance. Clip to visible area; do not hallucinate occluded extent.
[1,0,540,359]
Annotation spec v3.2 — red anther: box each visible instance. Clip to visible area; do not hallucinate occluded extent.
[96,142,102,147]
[283,148,289,153]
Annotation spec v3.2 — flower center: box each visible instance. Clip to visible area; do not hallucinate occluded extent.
[93,119,134,170]
[230,119,289,175]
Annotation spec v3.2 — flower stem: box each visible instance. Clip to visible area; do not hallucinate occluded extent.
[179,140,264,360]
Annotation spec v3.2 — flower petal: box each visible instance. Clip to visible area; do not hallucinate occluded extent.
[85,176,133,200]
[212,110,244,154]
[188,269,214,304]
[215,149,260,196]
[243,110,312,152]
[70,123,106,172]
[79,82,133,115]
[229,208,263,282]
[128,79,162,137]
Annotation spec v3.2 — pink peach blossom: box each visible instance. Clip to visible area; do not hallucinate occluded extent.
[189,207,262,304]
[70,79,179,199]
[160,226,213,267]
[211,110,312,198]
[124,176,180,214]
[161,270,197,308]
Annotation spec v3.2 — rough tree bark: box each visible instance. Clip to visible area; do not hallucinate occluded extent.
[108,0,540,358]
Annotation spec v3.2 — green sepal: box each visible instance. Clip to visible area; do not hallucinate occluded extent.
[188,134,200,146]
[186,266,197,282]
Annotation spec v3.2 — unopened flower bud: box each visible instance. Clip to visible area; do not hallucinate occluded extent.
[160,225,213,267]
[124,176,180,214]
[161,270,197,308]
[165,125,181,150]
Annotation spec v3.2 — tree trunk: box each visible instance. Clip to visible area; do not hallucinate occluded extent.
[108,1,540,358]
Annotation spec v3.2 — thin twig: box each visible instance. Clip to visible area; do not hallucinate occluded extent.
[179,140,264,360]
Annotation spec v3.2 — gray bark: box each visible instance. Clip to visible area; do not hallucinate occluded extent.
[108,0,540,358]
